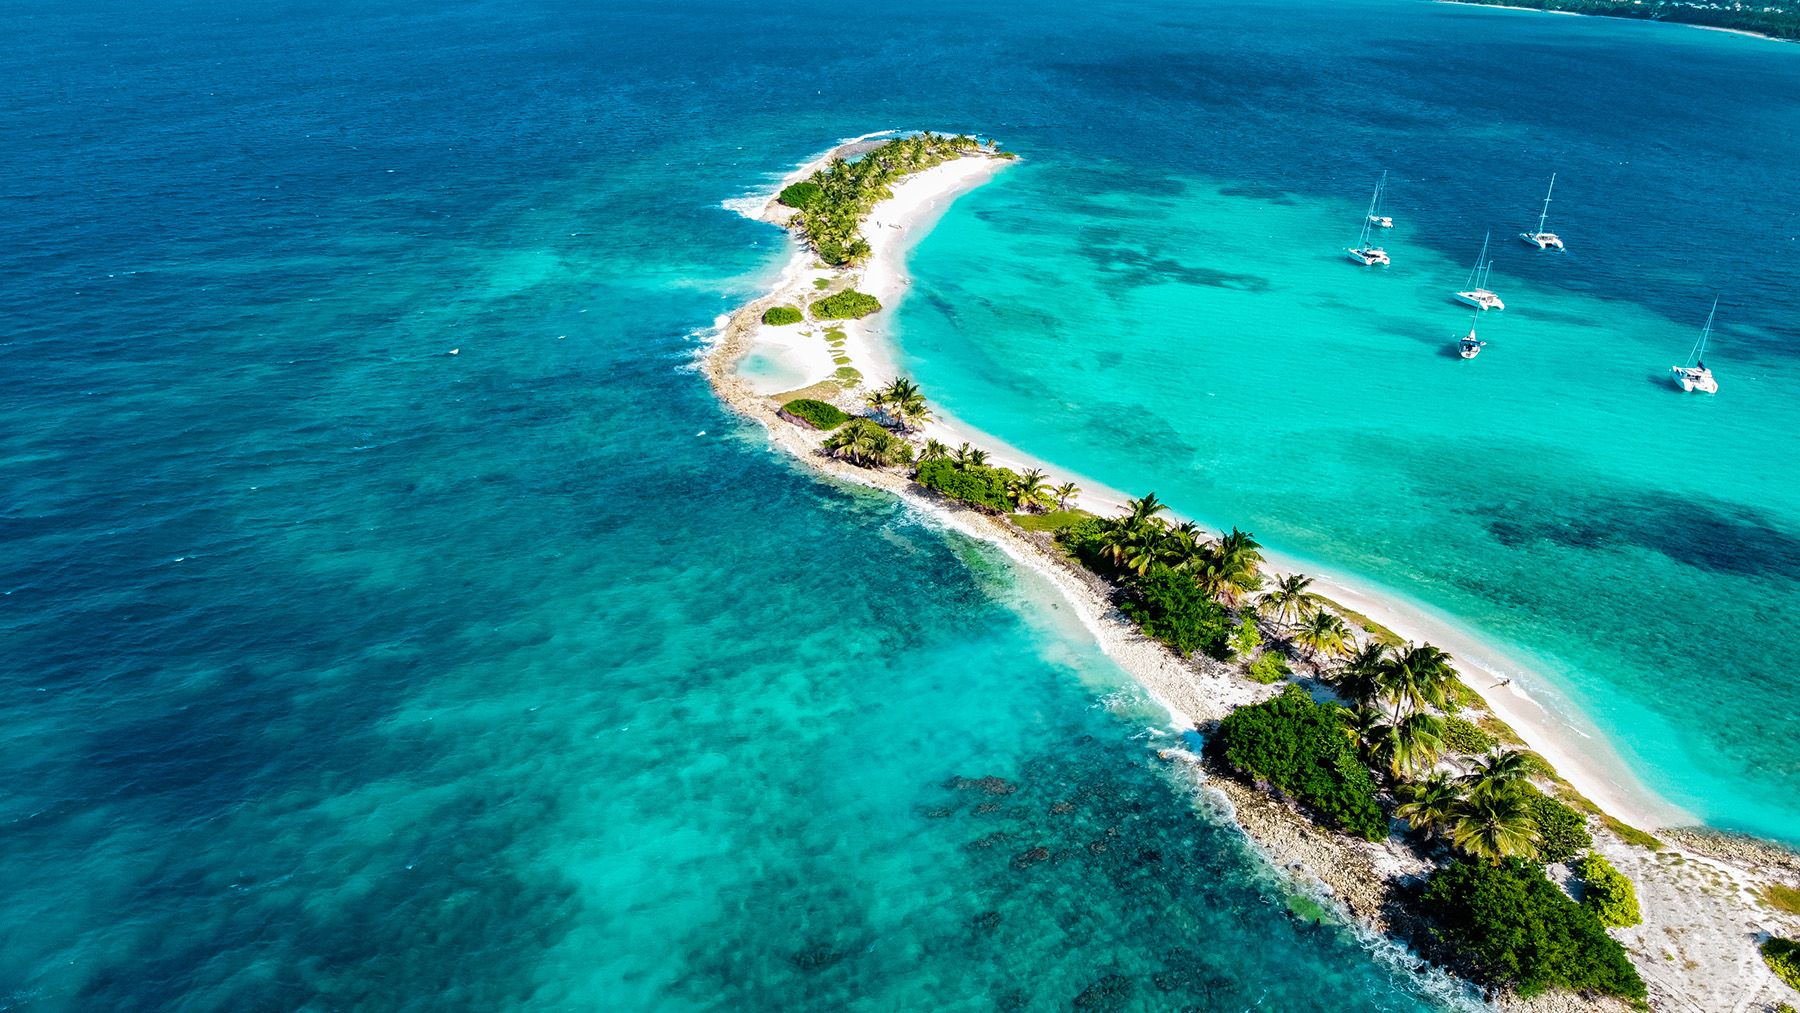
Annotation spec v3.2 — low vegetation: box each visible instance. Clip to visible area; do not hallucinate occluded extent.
[1121,565,1231,659]
[1420,858,1646,1003]
[1575,853,1641,928]
[812,289,882,320]
[916,457,1019,513]
[1763,882,1800,917]
[780,398,849,430]
[1761,936,1800,992]
[776,180,824,210]
[1525,790,1594,864]
[1442,715,1496,754]
[1247,652,1291,685]
[1216,685,1387,840]
[762,305,804,326]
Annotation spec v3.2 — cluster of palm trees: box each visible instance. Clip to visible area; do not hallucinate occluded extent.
[866,378,930,431]
[1254,573,1354,663]
[1086,493,1266,604]
[1398,751,1545,863]
[1319,641,1550,862]
[913,439,1082,514]
[821,418,912,467]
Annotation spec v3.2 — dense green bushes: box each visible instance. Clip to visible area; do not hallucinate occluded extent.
[915,457,1018,513]
[1442,715,1497,754]
[1575,854,1641,928]
[1121,565,1231,659]
[762,305,804,326]
[1247,652,1291,685]
[776,181,823,209]
[1525,791,1593,864]
[1216,685,1387,840]
[1420,858,1645,1003]
[812,290,882,320]
[1762,937,1800,992]
[780,398,848,430]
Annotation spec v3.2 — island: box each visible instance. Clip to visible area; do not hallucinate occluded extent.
[1443,0,1800,42]
[702,131,1800,1012]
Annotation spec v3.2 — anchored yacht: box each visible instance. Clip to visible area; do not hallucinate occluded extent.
[1347,175,1391,266]
[1671,299,1720,393]
[1457,312,1487,359]
[1367,171,1394,228]
[1454,232,1505,310]
[1519,174,1565,250]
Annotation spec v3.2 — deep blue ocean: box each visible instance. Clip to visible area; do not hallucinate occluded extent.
[2,0,1794,1008]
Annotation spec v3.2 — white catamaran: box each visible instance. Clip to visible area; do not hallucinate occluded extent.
[1347,175,1391,266]
[1368,170,1394,229]
[1457,310,1487,359]
[1519,173,1564,250]
[1671,299,1721,393]
[1454,232,1505,311]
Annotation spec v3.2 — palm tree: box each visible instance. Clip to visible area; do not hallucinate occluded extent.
[1461,749,1531,803]
[1257,573,1317,630]
[1343,705,1388,763]
[920,439,950,463]
[1124,492,1169,528]
[823,422,911,469]
[1376,712,1446,780]
[1397,773,1463,841]
[1008,469,1053,513]
[952,443,988,469]
[1377,642,1457,721]
[1326,642,1389,709]
[877,378,931,431]
[1294,611,1351,663]
[1450,788,1541,863]
[1052,482,1080,511]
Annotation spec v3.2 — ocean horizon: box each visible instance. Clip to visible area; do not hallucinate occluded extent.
[3,0,1796,1007]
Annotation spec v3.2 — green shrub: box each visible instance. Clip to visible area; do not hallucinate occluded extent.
[1010,509,1095,534]
[1228,616,1262,657]
[1575,854,1641,928]
[762,305,804,326]
[780,398,849,430]
[776,181,823,209]
[1216,685,1387,840]
[1442,715,1496,755]
[915,457,1017,513]
[1525,791,1593,864]
[1419,858,1646,1003]
[1762,937,1800,992]
[1122,565,1231,660]
[812,290,883,320]
[1055,516,1112,567]
[1247,652,1291,685]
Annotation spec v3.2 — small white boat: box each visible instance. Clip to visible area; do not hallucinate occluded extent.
[1671,299,1720,393]
[1347,174,1391,266]
[1367,171,1395,228]
[1519,174,1565,251]
[1457,311,1486,359]
[1454,232,1505,311]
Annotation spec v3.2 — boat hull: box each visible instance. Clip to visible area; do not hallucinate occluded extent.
[1454,290,1504,311]
[1346,247,1390,266]
[1519,232,1564,251]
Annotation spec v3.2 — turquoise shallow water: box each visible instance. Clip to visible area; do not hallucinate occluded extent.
[895,11,1800,841]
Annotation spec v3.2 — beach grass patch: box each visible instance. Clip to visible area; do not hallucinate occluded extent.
[832,355,851,365]
[812,289,882,320]
[1602,816,1665,852]
[1446,678,1486,711]
[1009,509,1096,533]
[813,277,831,290]
[833,366,862,385]
[1475,714,1527,746]
[1763,883,1800,916]
[762,305,804,326]
[1313,596,1402,647]
[779,398,850,431]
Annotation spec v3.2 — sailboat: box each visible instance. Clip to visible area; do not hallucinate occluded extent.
[1457,309,1487,359]
[1368,171,1394,229]
[1519,174,1565,250]
[1671,299,1720,393]
[1454,232,1505,311]
[1346,175,1391,266]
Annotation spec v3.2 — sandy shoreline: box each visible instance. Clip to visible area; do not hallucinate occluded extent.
[1433,0,1790,42]
[702,135,1800,1011]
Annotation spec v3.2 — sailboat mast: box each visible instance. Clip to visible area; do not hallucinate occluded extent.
[1536,173,1556,235]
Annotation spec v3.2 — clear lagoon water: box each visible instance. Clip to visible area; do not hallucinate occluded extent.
[1,0,1793,1008]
